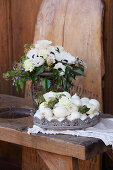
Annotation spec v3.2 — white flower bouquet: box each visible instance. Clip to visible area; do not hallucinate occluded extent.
[33,91,100,130]
[3,40,86,92]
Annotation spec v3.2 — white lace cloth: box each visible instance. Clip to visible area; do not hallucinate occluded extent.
[28,118,113,148]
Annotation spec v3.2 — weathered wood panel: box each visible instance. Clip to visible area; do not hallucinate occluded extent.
[0,0,42,97]
[103,0,113,114]
[0,0,13,95]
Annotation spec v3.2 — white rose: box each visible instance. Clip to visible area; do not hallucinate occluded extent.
[71,98,82,106]
[32,57,45,67]
[34,110,44,120]
[62,91,71,98]
[69,105,78,113]
[59,96,72,107]
[80,114,87,121]
[81,97,90,106]
[89,99,100,111]
[35,40,52,49]
[72,94,80,100]
[43,91,56,102]
[23,59,34,72]
[86,103,96,114]
[39,102,46,110]
[67,111,80,121]
[88,114,95,119]
[53,107,68,118]
[40,108,53,119]
[26,49,39,60]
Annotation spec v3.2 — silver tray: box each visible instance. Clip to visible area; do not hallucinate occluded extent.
[33,113,101,130]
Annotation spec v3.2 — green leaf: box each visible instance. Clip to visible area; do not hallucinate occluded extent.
[78,105,90,114]
[35,65,44,76]
[73,69,84,76]
[41,78,51,91]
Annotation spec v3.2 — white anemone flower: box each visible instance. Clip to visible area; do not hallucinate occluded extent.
[23,59,34,72]
[55,46,64,53]
[55,51,76,64]
[34,40,52,49]
[32,57,45,67]
[38,49,49,59]
[26,49,39,60]
[54,62,66,76]
[48,46,58,55]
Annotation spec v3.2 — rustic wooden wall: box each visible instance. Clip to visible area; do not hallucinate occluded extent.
[0,0,113,114]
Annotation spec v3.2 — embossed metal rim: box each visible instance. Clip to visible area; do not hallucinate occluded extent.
[33,113,101,130]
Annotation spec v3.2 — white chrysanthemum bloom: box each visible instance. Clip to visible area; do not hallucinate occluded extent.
[32,57,45,67]
[59,96,72,107]
[34,40,52,49]
[43,91,56,102]
[39,102,46,110]
[40,108,53,119]
[38,49,49,59]
[89,99,100,111]
[23,59,34,72]
[72,93,80,100]
[71,98,82,107]
[34,110,44,119]
[54,63,66,76]
[80,114,87,121]
[46,54,55,66]
[55,51,76,64]
[67,111,80,121]
[81,97,90,106]
[26,49,39,60]
[86,103,96,114]
[53,106,68,118]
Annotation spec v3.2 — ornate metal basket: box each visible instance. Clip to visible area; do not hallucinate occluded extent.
[32,112,101,130]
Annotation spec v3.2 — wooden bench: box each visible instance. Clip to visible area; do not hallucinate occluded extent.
[0,94,112,170]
